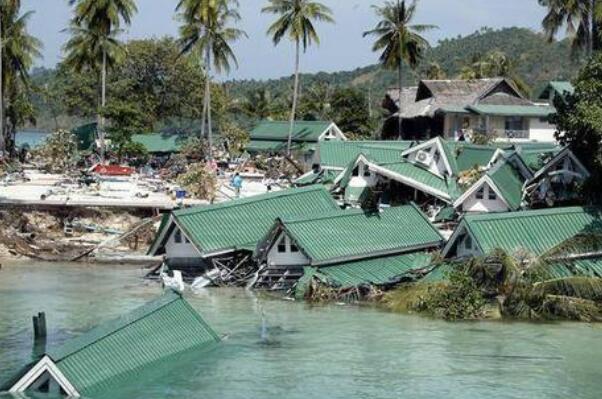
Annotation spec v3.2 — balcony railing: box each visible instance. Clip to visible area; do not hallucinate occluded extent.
[473,128,530,139]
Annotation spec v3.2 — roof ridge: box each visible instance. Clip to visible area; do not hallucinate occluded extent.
[49,292,181,361]
[466,206,593,223]
[174,186,327,217]
[281,208,364,224]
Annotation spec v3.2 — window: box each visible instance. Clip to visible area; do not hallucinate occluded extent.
[465,234,473,250]
[290,241,299,253]
[363,166,371,177]
[476,186,485,200]
[352,167,359,177]
[505,116,524,136]
[488,187,497,200]
[174,229,182,244]
[277,237,287,253]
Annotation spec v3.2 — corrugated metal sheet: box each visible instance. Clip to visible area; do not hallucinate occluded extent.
[313,252,433,288]
[132,134,186,153]
[539,257,602,280]
[281,205,443,265]
[488,160,527,210]
[50,292,219,396]
[250,120,330,142]
[453,144,498,172]
[319,140,412,169]
[378,162,462,201]
[462,207,602,256]
[467,104,556,117]
[174,186,340,254]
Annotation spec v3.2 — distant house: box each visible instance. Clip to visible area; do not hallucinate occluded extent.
[148,186,340,269]
[536,81,575,105]
[254,205,443,290]
[383,78,557,142]
[443,206,602,259]
[132,133,188,155]
[247,120,346,167]
[3,291,219,398]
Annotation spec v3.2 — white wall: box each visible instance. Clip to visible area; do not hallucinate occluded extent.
[406,143,447,176]
[267,232,310,267]
[456,231,482,258]
[460,182,509,213]
[345,161,377,202]
[165,226,200,259]
[528,118,557,142]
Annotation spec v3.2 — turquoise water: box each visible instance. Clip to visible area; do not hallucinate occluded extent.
[1,261,602,399]
[15,131,50,149]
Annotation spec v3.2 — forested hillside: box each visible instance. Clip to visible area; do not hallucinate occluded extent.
[227,27,582,100]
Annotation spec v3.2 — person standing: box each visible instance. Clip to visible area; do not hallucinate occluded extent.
[231,172,242,198]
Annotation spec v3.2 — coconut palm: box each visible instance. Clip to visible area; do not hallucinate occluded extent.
[262,0,334,156]
[66,0,137,161]
[240,88,278,120]
[538,0,602,56]
[177,0,246,160]
[424,61,446,80]
[0,1,42,156]
[363,0,436,139]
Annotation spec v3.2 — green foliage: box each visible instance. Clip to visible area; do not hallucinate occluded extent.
[552,53,602,204]
[181,136,208,161]
[115,141,148,166]
[329,87,373,138]
[221,121,249,156]
[177,162,217,201]
[32,129,79,173]
[416,266,487,320]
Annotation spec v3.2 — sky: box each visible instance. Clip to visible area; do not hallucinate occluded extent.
[23,0,548,81]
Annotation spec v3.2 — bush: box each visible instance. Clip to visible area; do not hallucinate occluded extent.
[32,129,79,173]
[177,162,217,201]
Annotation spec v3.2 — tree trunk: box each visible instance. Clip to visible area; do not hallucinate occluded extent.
[397,0,404,141]
[99,48,107,162]
[0,12,5,157]
[287,39,300,156]
[593,0,601,53]
[205,43,213,161]
[201,45,209,141]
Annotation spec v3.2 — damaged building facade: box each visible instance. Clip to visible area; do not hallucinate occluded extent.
[382,78,559,142]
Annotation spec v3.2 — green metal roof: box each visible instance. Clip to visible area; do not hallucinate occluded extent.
[294,169,339,187]
[277,205,443,265]
[132,133,187,153]
[171,186,340,255]
[246,139,316,154]
[467,104,556,117]
[516,148,561,171]
[311,252,433,288]
[487,160,528,210]
[459,207,602,257]
[250,120,331,142]
[376,161,463,202]
[48,291,219,396]
[71,122,97,151]
[319,140,413,169]
[452,143,498,172]
[537,81,575,101]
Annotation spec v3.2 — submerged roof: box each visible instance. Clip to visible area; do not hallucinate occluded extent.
[449,207,602,257]
[308,252,433,289]
[250,120,332,142]
[271,205,443,266]
[6,292,219,397]
[158,186,340,256]
[319,140,412,169]
[132,133,187,153]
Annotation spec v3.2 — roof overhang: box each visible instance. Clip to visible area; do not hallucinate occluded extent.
[9,356,80,397]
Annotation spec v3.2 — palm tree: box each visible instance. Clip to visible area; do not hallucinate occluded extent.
[262,0,334,156]
[458,51,530,96]
[424,61,446,80]
[538,0,602,56]
[240,88,278,120]
[364,0,436,139]
[177,0,246,160]
[67,0,137,161]
[0,1,41,156]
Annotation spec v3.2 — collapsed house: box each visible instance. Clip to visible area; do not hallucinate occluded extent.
[320,137,588,218]
[382,78,558,141]
[3,291,220,398]
[253,205,444,293]
[442,206,602,259]
[246,120,347,168]
[148,186,340,279]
